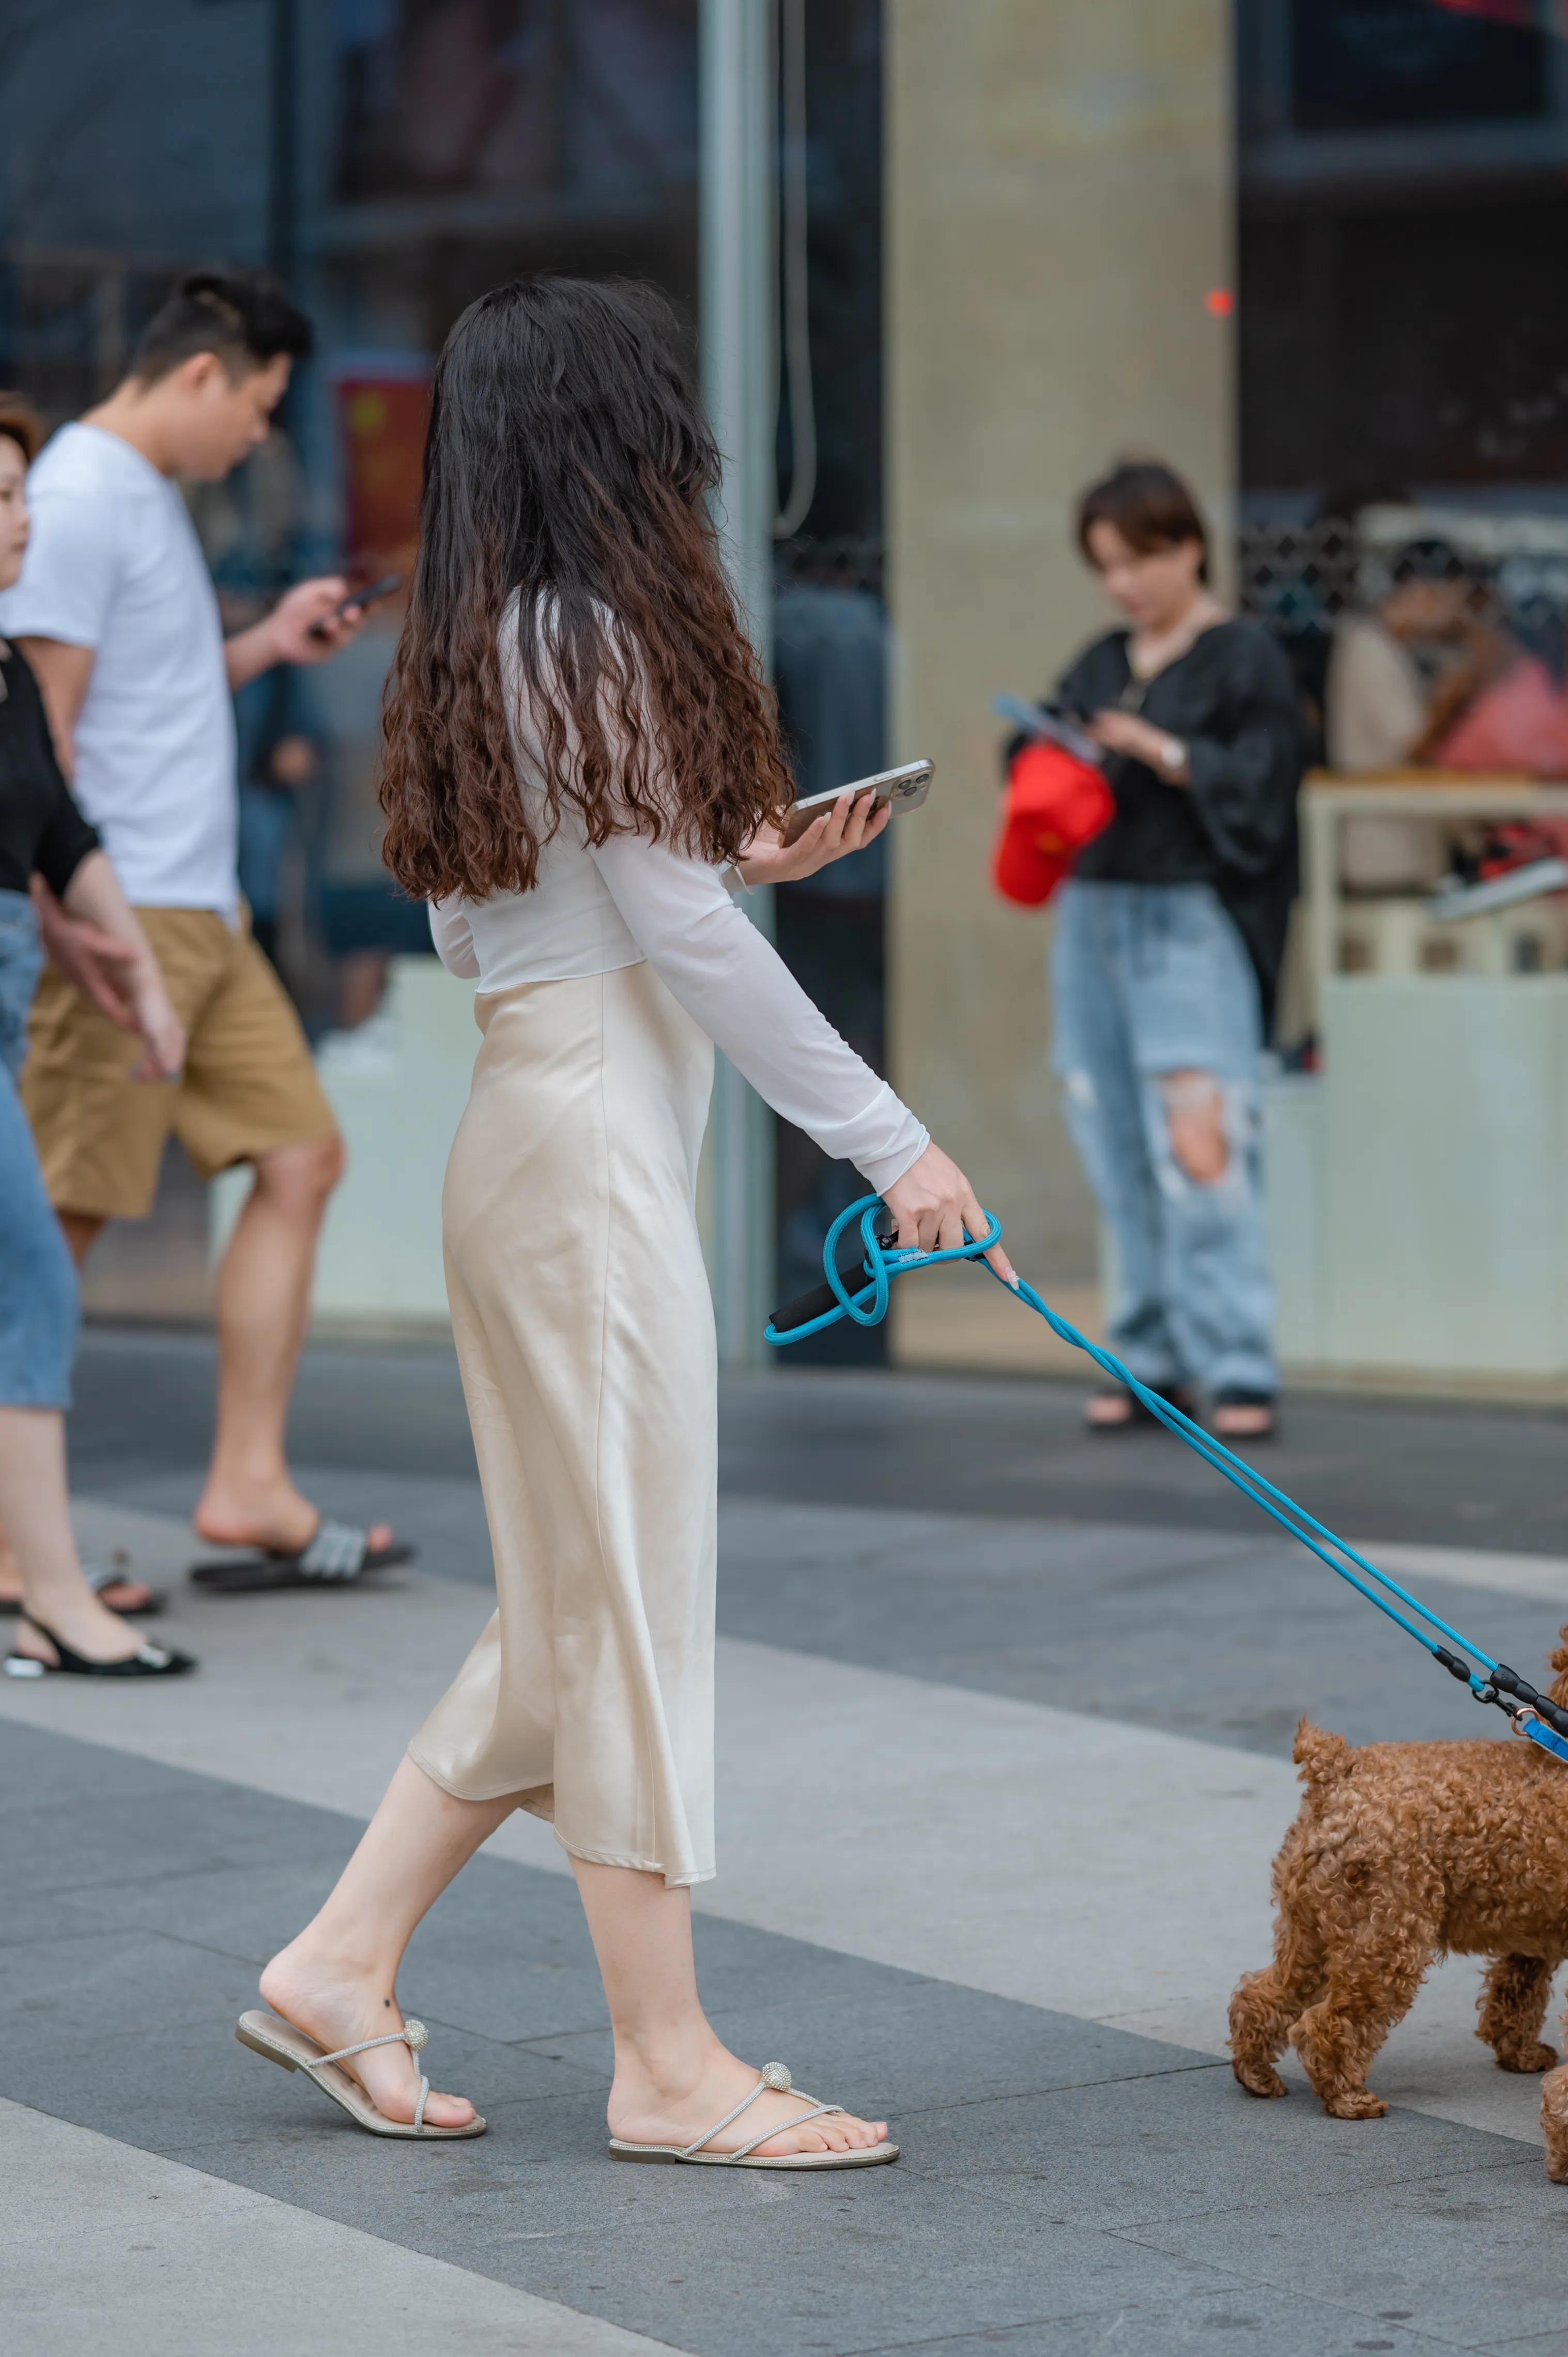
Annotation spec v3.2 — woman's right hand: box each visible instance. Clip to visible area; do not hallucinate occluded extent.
[882,1143,1016,1285]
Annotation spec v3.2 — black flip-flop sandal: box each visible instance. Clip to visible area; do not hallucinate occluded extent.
[190,1517,415,1595]
[0,1557,163,1618]
[3,1614,196,1679]
[1084,1382,1195,1434]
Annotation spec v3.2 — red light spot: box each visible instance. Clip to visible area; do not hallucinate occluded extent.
[1204,287,1234,317]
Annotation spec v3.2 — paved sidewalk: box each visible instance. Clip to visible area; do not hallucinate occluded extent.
[7,1331,1568,2354]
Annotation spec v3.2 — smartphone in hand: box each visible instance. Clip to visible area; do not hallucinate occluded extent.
[307,571,404,640]
[780,758,934,846]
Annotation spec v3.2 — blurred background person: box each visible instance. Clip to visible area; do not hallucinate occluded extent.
[0,268,407,1591]
[239,695,319,973]
[1048,461,1302,1444]
[0,393,194,1676]
[1327,540,1512,772]
[1329,537,1568,782]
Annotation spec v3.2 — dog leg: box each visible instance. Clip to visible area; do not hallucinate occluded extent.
[1290,1938,1433,2121]
[1231,1915,1325,2100]
[1542,2058,1568,2181]
[1479,1954,1559,2074]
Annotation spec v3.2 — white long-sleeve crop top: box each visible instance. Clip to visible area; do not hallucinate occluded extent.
[425,606,929,1197]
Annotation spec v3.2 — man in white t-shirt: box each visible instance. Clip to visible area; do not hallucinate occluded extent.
[0,269,409,1593]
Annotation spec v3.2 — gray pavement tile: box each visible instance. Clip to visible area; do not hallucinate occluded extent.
[8,2001,596,2159]
[0,1716,200,1811]
[851,2288,1472,2355]
[1121,2158,1567,2347]
[3,1927,265,2044]
[712,1500,1563,1762]
[126,2089,1254,2356]
[899,2068,1530,2232]
[0,1778,355,1898]
[62,1857,366,1959]
[527,1981,1217,2118]
[472,2176,1256,2357]
[190,2114,1260,2357]
[9,1713,1560,2357]
[0,1884,114,1950]
[55,1847,615,2041]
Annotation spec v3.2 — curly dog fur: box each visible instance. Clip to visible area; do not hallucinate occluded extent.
[1228,1632,1568,2177]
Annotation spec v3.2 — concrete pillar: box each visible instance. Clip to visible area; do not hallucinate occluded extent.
[699,0,777,1368]
[884,2,1235,1368]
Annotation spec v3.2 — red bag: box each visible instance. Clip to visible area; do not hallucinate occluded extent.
[991,740,1114,907]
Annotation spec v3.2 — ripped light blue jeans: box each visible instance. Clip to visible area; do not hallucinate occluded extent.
[1050,879,1276,1400]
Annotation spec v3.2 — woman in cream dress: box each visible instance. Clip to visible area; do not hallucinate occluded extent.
[249,278,1010,2167]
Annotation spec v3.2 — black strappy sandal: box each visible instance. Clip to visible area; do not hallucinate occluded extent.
[3,1614,197,1679]
[1083,1381,1195,1434]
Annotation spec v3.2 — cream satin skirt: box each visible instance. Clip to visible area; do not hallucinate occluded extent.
[407,960,718,1888]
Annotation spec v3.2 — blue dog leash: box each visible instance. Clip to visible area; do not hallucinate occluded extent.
[764,1196,1568,1768]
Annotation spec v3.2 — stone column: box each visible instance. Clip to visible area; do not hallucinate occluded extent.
[884,1,1235,1368]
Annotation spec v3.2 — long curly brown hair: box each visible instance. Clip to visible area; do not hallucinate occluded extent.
[379,276,791,902]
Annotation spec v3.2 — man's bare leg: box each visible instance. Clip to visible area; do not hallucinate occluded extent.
[191,1133,392,1555]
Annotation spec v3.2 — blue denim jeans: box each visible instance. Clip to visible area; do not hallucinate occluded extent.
[0,885,42,1081]
[1050,879,1277,1399]
[0,889,78,1409]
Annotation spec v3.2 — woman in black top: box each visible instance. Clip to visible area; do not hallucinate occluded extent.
[1047,462,1301,1441]
[0,393,193,1678]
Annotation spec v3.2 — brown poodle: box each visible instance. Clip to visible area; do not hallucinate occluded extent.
[1229,1631,1568,2177]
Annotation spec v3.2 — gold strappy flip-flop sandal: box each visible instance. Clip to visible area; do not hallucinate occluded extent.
[236,2009,486,2139]
[608,2061,898,2170]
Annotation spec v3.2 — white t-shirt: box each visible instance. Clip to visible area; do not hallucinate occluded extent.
[0,422,238,914]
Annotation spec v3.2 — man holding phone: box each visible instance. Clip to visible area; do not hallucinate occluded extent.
[0,267,406,1595]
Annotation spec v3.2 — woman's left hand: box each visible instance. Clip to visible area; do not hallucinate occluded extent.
[1085,709,1179,771]
[736,789,890,887]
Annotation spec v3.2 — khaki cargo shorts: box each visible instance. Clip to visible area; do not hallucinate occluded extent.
[21,907,339,1221]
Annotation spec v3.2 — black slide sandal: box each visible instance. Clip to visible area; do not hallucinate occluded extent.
[190,1517,414,1594]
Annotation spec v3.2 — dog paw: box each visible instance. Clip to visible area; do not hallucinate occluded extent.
[1232,2063,1287,2100]
[1495,2043,1558,2075]
[1322,2090,1387,2120]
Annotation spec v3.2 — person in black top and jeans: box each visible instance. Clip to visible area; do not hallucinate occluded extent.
[0,393,193,1676]
[1048,462,1301,1442]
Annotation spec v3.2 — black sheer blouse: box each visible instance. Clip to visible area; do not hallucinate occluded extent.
[0,638,99,898]
[1051,617,1303,1022]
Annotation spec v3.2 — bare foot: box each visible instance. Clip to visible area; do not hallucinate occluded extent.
[258,1939,475,2130]
[609,2046,888,2158]
[1211,1401,1277,1441]
[194,1475,392,1560]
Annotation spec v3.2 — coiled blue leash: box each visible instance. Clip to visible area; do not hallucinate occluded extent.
[765,1195,1568,1767]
